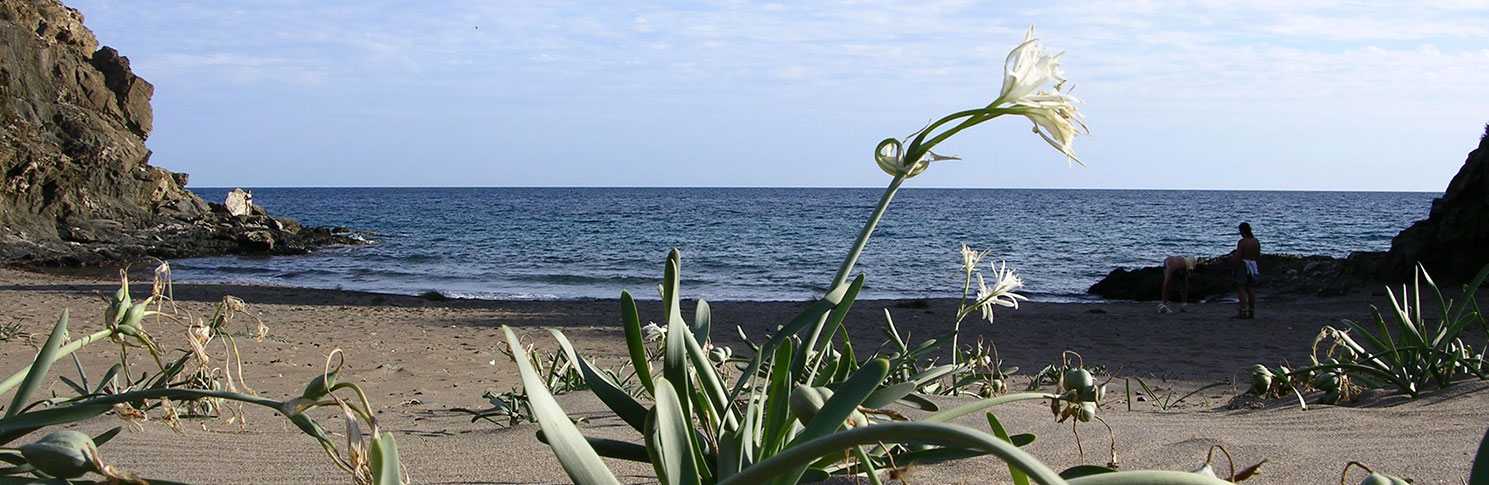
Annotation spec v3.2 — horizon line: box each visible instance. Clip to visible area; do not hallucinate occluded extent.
[186,185,1444,194]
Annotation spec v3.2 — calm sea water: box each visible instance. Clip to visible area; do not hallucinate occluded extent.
[175,188,1437,302]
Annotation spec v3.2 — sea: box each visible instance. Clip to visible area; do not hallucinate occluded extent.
[173,188,1438,303]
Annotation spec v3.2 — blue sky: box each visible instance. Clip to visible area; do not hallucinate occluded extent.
[66,1,1489,191]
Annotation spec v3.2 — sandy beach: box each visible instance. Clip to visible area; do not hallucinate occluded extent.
[1,266,1486,484]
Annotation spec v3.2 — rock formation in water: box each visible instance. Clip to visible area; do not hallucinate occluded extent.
[1377,125,1489,285]
[1087,252,1380,302]
[1090,126,1489,300]
[1,0,359,266]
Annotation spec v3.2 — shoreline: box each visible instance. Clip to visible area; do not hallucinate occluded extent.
[3,266,1486,483]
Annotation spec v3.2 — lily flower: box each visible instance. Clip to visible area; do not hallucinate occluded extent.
[974,261,1028,322]
[641,322,665,342]
[994,26,1088,165]
[958,244,992,275]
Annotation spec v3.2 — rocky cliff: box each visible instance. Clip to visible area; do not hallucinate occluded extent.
[1378,125,1489,285]
[1,0,357,266]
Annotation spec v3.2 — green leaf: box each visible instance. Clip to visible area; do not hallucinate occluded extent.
[7,311,69,418]
[718,421,1066,485]
[619,291,656,396]
[1471,425,1489,485]
[371,433,401,485]
[683,327,737,432]
[760,340,796,458]
[0,405,111,446]
[549,330,649,432]
[1060,464,1117,479]
[987,412,1029,485]
[894,393,939,412]
[728,283,854,402]
[694,300,712,341]
[773,358,890,485]
[861,381,918,409]
[500,326,620,485]
[539,431,651,462]
[652,377,701,485]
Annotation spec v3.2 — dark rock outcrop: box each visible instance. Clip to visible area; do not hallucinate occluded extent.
[1,0,360,266]
[1090,126,1489,300]
[1088,252,1386,301]
[1378,126,1489,284]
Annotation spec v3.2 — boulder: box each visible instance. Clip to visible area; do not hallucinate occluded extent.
[1378,126,1489,284]
[1088,252,1371,301]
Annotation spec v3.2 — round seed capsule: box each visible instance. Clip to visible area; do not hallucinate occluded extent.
[19,431,99,479]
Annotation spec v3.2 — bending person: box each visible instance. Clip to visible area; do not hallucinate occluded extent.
[1159,255,1196,313]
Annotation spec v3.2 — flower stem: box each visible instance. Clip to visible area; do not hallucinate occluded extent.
[831,172,906,290]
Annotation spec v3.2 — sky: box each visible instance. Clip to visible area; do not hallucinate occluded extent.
[63,1,1489,191]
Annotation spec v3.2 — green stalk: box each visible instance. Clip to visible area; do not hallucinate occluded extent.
[0,327,116,397]
[74,387,283,410]
[831,173,906,290]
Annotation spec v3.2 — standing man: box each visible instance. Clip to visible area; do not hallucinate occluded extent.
[1233,222,1261,319]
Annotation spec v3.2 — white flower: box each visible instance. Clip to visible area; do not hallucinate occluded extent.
[641,322,666,342]
[959,244,991,275]
[995,26,1089,165]
[974,261,1028,322]
[996,26,1067,107]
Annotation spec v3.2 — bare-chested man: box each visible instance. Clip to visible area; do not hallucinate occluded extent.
[1233,222,1261,319]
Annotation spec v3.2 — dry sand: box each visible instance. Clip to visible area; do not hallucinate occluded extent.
[1,266,1485,484]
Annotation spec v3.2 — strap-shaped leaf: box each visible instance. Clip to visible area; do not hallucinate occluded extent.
[371,432,402,485]
[550,330,649,432]
[652,377,701,485]
[681,322,738,431]
[500,326,620,485]
[619,291,656,396]
[773,358,890,485]
[1469,425,1489,485]
[728,282,853,401]
[760,340,796,458]
[6,311,69,418]
[987,412,1030,485]
[538,431,651,462]
[0,404,111,446]
[861,381,918,409]
[693,300,712,341]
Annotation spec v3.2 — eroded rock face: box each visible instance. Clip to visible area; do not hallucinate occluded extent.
[1,0,359,266]
[1378,127,1489,285]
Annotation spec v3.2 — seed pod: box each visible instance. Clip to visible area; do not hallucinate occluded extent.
[1063,368,1093,392]
[1321,389,1341,405]
[118,302,148,330]
[1358,473,1395,485]
[1076,401,1096,422]
[788,385,832,424]
[1249,365,1274,395]
[1311,371,1340,391]
[708,346,731,364]
[19,431,99,479]
[301,371,339,401]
